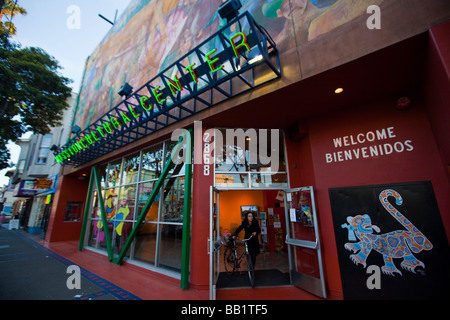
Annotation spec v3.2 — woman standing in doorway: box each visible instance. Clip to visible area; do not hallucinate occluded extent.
[233,211,261,269]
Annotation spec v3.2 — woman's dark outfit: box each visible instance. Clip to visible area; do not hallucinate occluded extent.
[233,219,261,268]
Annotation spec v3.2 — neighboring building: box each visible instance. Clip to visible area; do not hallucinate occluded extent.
[0,169,15,217]
[47,0,450,300]
[11,93,77,237]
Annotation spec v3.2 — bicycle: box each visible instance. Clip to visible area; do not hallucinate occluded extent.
[223,235,255,288]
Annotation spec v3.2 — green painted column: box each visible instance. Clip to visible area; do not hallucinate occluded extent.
[180,129,193,289]
[78,168,95,251]
[93,165,114,261]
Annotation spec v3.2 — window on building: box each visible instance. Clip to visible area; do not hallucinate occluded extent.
[18,159,26,173]
[86,139,187,274]
[36,134,53,164]
[214,129,288,189]
[64,201,83,222]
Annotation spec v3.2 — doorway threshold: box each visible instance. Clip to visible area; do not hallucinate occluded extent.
[216,269,290,289]
[216,284,322,300]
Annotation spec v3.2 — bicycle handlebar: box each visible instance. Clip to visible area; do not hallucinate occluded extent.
[234,235,253,242]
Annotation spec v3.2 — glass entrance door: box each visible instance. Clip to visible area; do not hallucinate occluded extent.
[284,187,327,298]
[209,186,221,300]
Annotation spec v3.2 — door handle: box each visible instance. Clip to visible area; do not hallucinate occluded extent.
[285,237,317,249]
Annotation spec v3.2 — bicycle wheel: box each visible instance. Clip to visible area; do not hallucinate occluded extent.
[246,254,255,288]
[224,246,236,275]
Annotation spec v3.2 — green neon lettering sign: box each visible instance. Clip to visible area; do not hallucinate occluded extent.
[230,32,251,59]
[167,76,183,96]
[140,96,152,111]
[206,48,224,73]
[152,86,166,104]
[57,29,258,164]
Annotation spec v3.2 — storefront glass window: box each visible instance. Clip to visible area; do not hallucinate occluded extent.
[63,201,83,222]
[106,160,122,188]
[120,153,140,185]
[250,172,288,188]
[141,144,163,181]
[214,129,288,189]
[117,185,136,220]
[104,188,119,219]
[85,139,188,275]
[87,219,98,248]
[161,177,185,223]
[134,223,157,265]
[165,141,188,176]
[99,164,108,188]
[87,191,99,248]
[158,224,183,272]
[215,173,249,188]
[137,181,159,222]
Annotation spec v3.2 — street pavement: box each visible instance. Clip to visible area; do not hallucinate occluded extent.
[0,227,141,300]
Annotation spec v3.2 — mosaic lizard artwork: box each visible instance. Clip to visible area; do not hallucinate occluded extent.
[330,182,450,299]
[341,189,433,276]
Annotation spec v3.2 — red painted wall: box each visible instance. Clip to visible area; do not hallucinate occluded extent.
[45,174,89,242]
[190,125,214,290]
[286,95,450,298]
[424,21,450,178]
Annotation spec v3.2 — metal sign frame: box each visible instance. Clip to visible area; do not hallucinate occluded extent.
[56,11,281,167]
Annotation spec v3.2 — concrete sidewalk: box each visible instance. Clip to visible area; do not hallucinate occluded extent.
[0,227,209,300]
[0,227,320,301]
[0,227,140,300]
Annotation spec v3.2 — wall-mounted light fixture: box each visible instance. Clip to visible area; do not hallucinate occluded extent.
[118,82,133,98]
[71,125,81,135]
[248,53,263,65]
[396,97,411,110]
[218,0,242,23]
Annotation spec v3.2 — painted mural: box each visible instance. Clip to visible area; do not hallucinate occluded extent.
[341,189,433,276]
[330,182,450,300]
[73,0,384,130]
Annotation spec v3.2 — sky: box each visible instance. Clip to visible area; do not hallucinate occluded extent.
[0,0,132,187]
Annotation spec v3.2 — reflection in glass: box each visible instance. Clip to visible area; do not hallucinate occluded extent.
[112,221,132,257]
[134,223,157,265]
[85,138,186,275]
[137,181,159,222]
[90,190,99,219]
[87,219,98,248]
[116,185,136,221]
[215,129,286,173]
[251,173,288,188]
[120,153,140,185]
[214,129,288,188]
[99,164,108,188]
[161,177,185,223]
[106,160,122,187]
[141,145,163,181]
[166,141,187,176]
[215,143,247,172]
[158,224,183,272]
[215,173,249,188]
[96,221,113,251]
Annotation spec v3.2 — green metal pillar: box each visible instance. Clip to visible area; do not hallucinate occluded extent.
[180,129,193,289]
[78,167,95,251]
[114,131,188,265]
[93,165,114,261]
